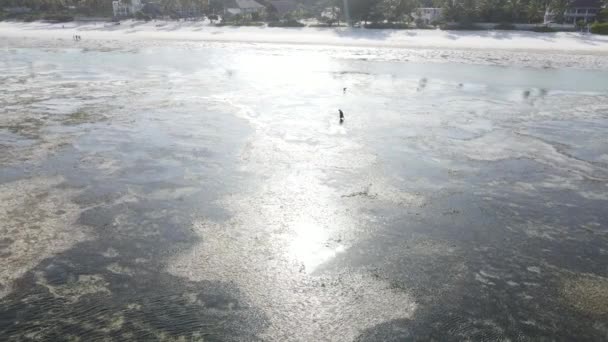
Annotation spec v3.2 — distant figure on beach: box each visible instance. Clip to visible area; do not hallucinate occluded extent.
[339,109,344,124]
[417,77,427,92]
[343,87,347,94]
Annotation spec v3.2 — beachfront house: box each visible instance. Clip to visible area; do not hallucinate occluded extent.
[544,0,602,24]
[226,0,265,19]
[411,8,443,25]
[224,8,243,18]
[269,0,297,17]
[112,0,144,18]
[236,0,265,15]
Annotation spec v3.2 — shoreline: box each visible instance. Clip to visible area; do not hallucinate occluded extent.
[2,20,608,52]
[2,20,608,70]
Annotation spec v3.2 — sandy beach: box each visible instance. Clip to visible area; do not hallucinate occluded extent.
[2,20,608,70]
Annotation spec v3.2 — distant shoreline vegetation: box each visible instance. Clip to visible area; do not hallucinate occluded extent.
[1,0,607,34]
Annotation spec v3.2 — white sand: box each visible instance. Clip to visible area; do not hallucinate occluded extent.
[1,20,608,52]
[2,21,608,69]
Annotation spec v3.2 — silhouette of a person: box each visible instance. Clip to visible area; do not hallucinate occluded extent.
[339,109,344,124]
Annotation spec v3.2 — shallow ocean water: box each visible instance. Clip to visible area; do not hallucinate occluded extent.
[1,44,608,341]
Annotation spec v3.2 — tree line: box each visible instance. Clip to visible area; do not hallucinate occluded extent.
[1,0,607,24]
[340,0,606,25]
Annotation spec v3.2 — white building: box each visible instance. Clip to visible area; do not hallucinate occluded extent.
[411,8,443,25]
[226,0,265,19]
[544,0,602,24]
[225,8,243,17]
[112,0,144,18]
[235,0,265,15]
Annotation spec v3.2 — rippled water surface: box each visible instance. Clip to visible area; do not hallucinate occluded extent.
[1,45,608,341]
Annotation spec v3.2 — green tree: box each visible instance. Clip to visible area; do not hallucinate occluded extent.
[476,0,506,22]
[39,0,65,11]
[505,0,526,22]
[207,0,223,14]
[348,0,383,24]
[549,0,569,23]
[596,8,608,22]
[525,0,545,23]
[79,0,113,15]
[319,6,339,25]
[377,0,417,22]
[441,0,479,24]
[314,0,346,23]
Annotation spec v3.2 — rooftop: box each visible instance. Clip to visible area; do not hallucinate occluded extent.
[236,0,265,10]
[569,0,602,8]
[269,0,297,15]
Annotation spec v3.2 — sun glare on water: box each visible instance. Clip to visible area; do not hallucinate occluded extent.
[288,219,345,272]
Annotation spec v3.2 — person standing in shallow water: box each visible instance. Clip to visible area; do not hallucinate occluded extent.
[339,109,344,124]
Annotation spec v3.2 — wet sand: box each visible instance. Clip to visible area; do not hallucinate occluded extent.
[1,41,608,341]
